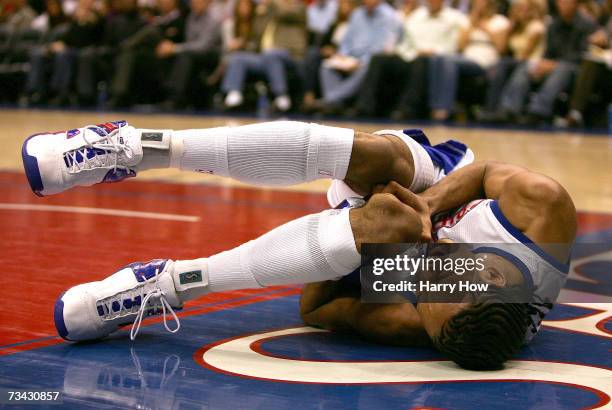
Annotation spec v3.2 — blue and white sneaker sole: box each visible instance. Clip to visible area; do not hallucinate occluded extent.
[53,292,72,341]
[21,134,46,197]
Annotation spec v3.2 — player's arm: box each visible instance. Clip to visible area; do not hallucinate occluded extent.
[300,281,431,346]
[420,161,577,260]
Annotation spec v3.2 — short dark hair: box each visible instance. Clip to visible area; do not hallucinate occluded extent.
[432,286,530,370]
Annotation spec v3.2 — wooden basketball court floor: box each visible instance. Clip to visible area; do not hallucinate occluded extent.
[0,108,610,409]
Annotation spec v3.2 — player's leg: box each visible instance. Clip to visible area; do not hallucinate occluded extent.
[327,129,475,207]
[55,191,421,342]
[22,120,417,197]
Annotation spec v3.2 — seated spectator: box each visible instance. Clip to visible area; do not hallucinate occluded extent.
[25,0,102,105]
[1,0,37,31]
[31,0,68,34]
[76,0,147,105]
[395,0,419,21]
[481,0,546,116]
[301,0,353,111]
[221,0,307,112]
[352,0,467,118]
[315,0,401,113]
[496,0,599,124]
[206,0,257,86]
[307,0,338,45]
[155,0,222,109]
[428,0,510,121]
[563,12,611,127]
[108,0,186,107]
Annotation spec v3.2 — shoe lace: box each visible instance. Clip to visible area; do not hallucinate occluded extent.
[97,268,181,341]
[65,125,134,173]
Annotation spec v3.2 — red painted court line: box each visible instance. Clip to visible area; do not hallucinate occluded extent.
[0,287,301,356]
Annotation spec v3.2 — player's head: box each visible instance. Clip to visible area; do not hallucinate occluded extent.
[428,290,529,370]
[417,248,532,370]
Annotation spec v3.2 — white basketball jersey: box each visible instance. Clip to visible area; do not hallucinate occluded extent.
[433,199,570,342]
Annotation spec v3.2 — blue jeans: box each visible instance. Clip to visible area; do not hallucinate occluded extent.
[499,61,577,117]
[428,55,485,112]
[319,62,369,104]
[221,49,294,96]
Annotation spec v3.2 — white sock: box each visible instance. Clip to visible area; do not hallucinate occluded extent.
[175,121,354,186]
[171,208,360,301]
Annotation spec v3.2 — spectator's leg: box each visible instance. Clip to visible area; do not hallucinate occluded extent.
[262,49,289,96]
[498,62,531,116]
[484,57,517,112]
[527,62,576,118]
[395,56,428,117]
[455,57,486,113]
[166,50,197,106]
[221,52,263,93]
[76,47,99,105]
[568,59,603,117]
[427,55,446,114]
[110,48,137,105]
[319,65,343,102]
[50,48,76,102]
[262,49,293,111]
[190,49,220,108]
[25,46,47,97]
[321,63,369,105]
[302,46,323,104]
[354,54,391,116]
[428,55,459,119]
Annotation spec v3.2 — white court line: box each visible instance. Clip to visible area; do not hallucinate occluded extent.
[0,203,200,222]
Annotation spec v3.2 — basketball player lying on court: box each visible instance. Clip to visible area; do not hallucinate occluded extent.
[21,121,576,370]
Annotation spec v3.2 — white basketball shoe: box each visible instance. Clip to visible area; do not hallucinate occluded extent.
[22,121,143,196]
[54,259,183,342]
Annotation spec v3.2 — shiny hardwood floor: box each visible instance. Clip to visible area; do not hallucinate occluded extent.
[1,108,610,212]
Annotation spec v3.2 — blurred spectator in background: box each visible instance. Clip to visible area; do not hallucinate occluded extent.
[496,0,598,124]
[480,0,545,117]
[307,0,337,44]
[428,0,509,121]
[394,0,418,21]
[30,0,68,32]
[314,0,401,114]
[205,0,256,87]
[221,0,307,112]
[301,0,353,110]
[155,0,221,109]
[352,0,466,119]
[25,0,101,105]
[108,0,185,107]
[76,0,146,105]
[563,1,611,127]
[1,0,36,30]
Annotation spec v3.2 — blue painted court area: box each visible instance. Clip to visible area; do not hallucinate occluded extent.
[0,296,611,409]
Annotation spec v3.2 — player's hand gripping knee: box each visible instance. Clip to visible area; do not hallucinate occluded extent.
[374,181,433,243]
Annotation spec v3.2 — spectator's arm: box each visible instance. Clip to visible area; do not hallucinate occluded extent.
[491,22,510,54]
[337,12,357,56]
[457,23,472,51]
[516,21,545,60]
[175,20,222,53]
